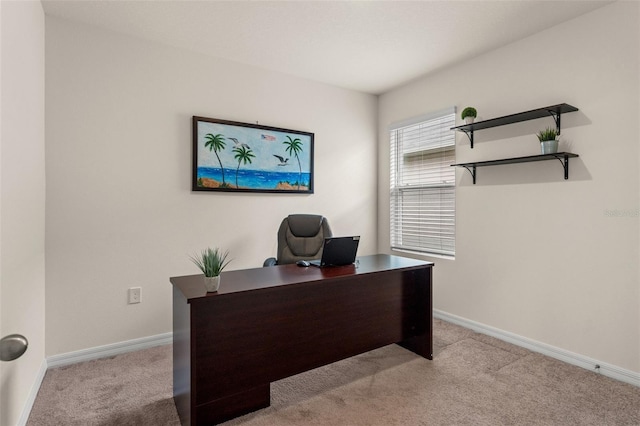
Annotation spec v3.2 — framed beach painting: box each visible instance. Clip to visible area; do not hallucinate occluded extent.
[192,116,314,194]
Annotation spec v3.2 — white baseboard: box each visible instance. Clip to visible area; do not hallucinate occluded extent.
[434,309,640,388]
[17,359,48,426]
[46,332,173,369]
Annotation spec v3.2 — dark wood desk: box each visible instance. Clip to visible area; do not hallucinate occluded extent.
[171,254,433,425]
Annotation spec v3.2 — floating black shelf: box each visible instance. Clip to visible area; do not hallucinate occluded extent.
[452,152,579,184]
[451,103,578,148]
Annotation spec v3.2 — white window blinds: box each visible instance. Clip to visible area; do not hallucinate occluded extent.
[390,108,456,257]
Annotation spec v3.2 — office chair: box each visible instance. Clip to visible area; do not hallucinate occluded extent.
[263,214,332,266]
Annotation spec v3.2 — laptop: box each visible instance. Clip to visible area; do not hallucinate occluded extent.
[309,236,360,267]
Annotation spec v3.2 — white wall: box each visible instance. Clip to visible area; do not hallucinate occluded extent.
[45,17,378,356]
[0,1,46,424]
[379,1,639,373]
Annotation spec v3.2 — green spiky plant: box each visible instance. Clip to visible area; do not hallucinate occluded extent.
[536,127,558,142]
[189,248,231,277]
[461,107,477,120]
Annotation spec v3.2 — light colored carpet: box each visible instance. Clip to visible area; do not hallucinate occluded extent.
[27,319,640,425]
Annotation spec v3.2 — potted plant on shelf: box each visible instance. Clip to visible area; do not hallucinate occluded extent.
[537,127,559,154]
[461,107,477,124]
[190,247,231,292]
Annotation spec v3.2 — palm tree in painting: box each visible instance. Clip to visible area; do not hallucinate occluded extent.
[204,133,227,187]
[283,135,304,189]
[232,145,255,189]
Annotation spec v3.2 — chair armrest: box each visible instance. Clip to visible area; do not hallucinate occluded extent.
[263,257,277,267]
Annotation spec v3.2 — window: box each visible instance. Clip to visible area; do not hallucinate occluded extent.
[390,108,456,257]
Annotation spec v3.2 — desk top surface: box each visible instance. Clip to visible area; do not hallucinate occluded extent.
[171,253,433,302]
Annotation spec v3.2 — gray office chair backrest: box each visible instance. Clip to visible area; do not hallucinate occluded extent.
[276,214,332,265]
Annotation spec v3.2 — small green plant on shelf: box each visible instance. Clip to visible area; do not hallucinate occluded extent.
[461,107,477,122]
[536,127,558,142]
[189,247,231,277]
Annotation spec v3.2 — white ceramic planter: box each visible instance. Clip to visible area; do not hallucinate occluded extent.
[204,275,221,292]
[464,116,475,124]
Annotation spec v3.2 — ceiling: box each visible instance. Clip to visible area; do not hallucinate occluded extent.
[41,0,611,95]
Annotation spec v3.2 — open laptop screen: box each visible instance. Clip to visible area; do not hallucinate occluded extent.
[309,236,360,267]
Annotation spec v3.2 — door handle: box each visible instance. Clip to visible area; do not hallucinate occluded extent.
[0,334,28,361]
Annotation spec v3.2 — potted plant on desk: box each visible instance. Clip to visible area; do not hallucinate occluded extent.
[537,127,559,154]
[190,247,231,292]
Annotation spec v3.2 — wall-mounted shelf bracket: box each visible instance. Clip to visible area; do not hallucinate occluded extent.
[553,153,571,179]
[460,164,476,184]
[548,109,562,135]
[452,152,579,184]
[459,129,475,148]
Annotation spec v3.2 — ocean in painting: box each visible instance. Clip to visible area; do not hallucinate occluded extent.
[197,167,311,190]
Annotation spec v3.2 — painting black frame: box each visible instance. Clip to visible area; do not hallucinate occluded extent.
[192,116,314,194]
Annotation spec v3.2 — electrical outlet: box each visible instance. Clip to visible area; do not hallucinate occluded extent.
[128,287,141,304]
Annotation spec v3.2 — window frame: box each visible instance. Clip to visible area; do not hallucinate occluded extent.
[389,107,456,258]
